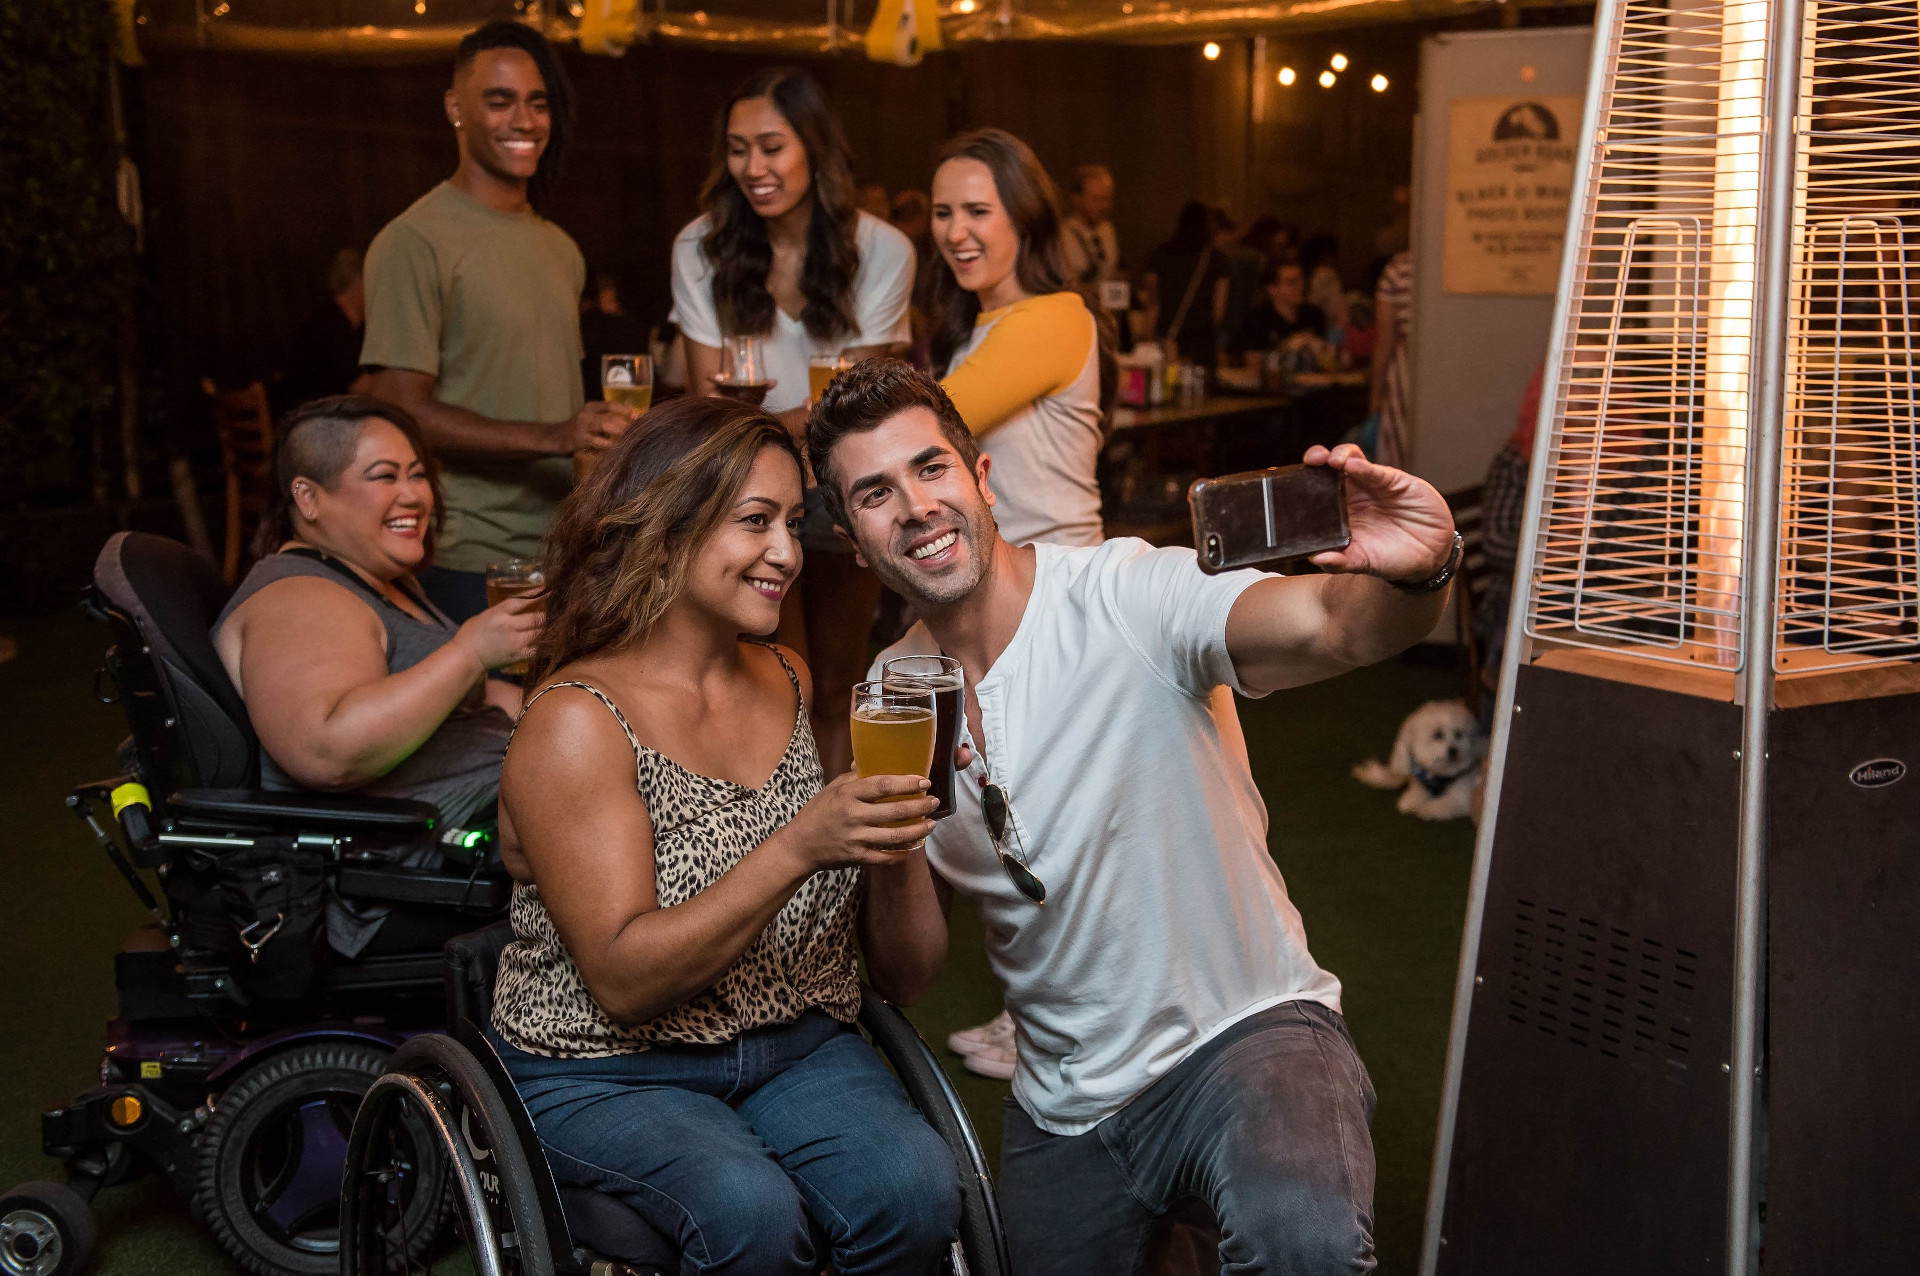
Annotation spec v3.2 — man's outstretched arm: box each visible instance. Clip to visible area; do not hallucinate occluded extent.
[1225,443,1458,696]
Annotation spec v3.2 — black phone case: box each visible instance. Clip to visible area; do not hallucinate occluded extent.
[1188,465,1352,574]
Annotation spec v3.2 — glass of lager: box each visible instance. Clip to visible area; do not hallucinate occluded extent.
[849,680,936,837]
[881,655,963,820]
[483,559,547,677]
[808,353,852,406]
[589,354,652,480]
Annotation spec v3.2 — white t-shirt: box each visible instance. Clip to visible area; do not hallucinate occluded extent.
[872,539,1342,1134]
[669,210,915,415]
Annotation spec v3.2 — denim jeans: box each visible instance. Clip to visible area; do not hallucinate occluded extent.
[999,1000,1377,1276]
[490,1011,961,1275]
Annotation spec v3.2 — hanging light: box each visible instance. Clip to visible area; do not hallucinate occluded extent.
[956,0,976,11]
[1330,52,1349,71]
[1278,66,1297,86]
[1370,73,1389,92]
[1318,69,1337,87]
[1202,41,1221,61]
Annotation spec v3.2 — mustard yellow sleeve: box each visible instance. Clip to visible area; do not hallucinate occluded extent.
[940,292,1096,436]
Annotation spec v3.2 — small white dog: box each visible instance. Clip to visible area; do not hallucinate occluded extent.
[1353,699,1486,821]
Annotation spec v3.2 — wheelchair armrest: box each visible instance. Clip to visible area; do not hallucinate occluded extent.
[169,788,440,832]
[336,864,511,911]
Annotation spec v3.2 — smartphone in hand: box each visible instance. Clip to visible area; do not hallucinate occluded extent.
[1189,464,1352,574]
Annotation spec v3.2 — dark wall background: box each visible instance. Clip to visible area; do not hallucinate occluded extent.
[139,25,1446,399]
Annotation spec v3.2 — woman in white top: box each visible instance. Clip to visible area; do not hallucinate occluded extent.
[670,66,914,775]
[925,129,1107,548]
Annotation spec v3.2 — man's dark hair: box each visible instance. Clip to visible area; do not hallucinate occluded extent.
[807,358,981,532]
[454,20,574,212]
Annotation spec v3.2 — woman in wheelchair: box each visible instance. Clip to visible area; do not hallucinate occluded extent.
[212,395,541,952]
[488,394,962,1275]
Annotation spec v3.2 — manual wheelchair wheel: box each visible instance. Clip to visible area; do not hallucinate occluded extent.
[194,1042,450,1275]
[0,1180,95,1276]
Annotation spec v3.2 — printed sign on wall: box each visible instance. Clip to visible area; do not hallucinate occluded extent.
[1443,96,1581,295]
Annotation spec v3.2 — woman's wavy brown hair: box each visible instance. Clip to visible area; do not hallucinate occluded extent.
[532,396,803,682]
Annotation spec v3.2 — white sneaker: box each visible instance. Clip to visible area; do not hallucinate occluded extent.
[946,1009,1014,1057]
[962,1042,1017,1081]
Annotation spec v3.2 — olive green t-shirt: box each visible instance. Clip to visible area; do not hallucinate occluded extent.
[361,182,585,572]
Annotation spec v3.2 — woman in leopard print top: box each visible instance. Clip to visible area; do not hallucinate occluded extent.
[489,394,959,1274]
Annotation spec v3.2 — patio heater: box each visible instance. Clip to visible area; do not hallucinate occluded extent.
[1421,0,1920,1272]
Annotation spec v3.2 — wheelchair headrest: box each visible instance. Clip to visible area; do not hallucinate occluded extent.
[93,532,260,788]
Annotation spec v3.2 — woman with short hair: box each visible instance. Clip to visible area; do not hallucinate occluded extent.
[490,394,961,1275]
[212,395,539,952]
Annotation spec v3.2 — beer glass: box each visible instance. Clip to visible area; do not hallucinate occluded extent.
[881,655,963,820]
[483,558,547,677]
[587,354,652,479]
[808,353,852,405]
[849,680,936,835]
[716,336,773,406]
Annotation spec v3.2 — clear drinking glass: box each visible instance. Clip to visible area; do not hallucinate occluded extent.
[849,680,936,835]
[483,559,547,677]
[808,352,853,405]
[586,354,652,479]
[716,336,773,406]
[881,655,964,820]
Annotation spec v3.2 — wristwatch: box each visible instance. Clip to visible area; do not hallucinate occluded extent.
[1388,531,1464,595]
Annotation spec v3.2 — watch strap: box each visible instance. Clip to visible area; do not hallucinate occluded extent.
[1388,530,1464,595]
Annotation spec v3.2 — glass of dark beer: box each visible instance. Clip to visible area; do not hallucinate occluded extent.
[881,655,964,820]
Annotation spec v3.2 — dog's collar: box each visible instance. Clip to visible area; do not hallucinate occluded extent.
[1409,764,1457,797]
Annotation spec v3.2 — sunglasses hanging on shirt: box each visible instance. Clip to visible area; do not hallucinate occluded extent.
[981,775,1045,904]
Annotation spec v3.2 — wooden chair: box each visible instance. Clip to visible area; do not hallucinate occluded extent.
[1447,484,1492,700]
[201,378,275,584]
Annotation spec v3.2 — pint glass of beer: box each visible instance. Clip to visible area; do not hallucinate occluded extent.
[483,559,547,677]
[881,655,963,820]
[808,353,852,405]
[850,680,936,834]
[588,354,652,480]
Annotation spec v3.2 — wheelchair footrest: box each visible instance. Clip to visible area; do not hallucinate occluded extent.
[337,865,511,910]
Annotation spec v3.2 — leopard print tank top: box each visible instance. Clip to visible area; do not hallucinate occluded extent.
[491,647,862,1057]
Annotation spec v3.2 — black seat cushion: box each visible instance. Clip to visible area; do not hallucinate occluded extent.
[558,1188,679,1269]
[170,787,437,829]
[94,532,258,788]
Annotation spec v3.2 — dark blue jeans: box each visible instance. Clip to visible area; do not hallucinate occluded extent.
[490,1011,961,1275]
[999,1000,1378,1276]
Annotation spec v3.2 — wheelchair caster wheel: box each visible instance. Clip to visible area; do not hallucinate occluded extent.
[0,1180,95,1276]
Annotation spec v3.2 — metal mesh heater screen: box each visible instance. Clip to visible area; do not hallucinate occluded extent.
[1524,0,1920,678]
[1778,1,1920,671]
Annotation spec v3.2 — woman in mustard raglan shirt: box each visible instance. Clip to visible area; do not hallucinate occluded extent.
[924,129,1107,548]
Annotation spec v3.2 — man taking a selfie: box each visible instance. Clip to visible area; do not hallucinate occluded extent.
[810,359,1459,1275]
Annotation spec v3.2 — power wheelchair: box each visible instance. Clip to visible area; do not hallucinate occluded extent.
[340,921,1010,1276]
[0,532,515,1276]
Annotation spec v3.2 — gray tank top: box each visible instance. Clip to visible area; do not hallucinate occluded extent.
[212,550,510,828]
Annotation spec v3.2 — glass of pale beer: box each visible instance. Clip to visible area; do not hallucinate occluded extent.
[483,559,547,677]
[808,353,852,405]
[850,680,936,837]
[587,354,652,480]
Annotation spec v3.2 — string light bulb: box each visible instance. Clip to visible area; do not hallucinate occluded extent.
[1370,73,1389,92]
[1202,41,1221,61]
[1318,69,1336,87]
[1329,52,1349,71]
[956,0,976,11]
[1277,66,1297,86]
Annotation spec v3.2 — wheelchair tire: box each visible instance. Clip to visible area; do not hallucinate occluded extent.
[0,1180,95,1276]
[343,1036,556,1274]
[194,1042,449,1275]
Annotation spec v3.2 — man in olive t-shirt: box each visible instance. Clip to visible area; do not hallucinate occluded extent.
[363,20,631,619]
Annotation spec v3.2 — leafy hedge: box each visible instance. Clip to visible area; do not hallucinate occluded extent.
[0,0,132,506]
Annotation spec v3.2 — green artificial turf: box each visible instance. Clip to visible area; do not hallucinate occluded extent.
[0,607,1471,1274]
